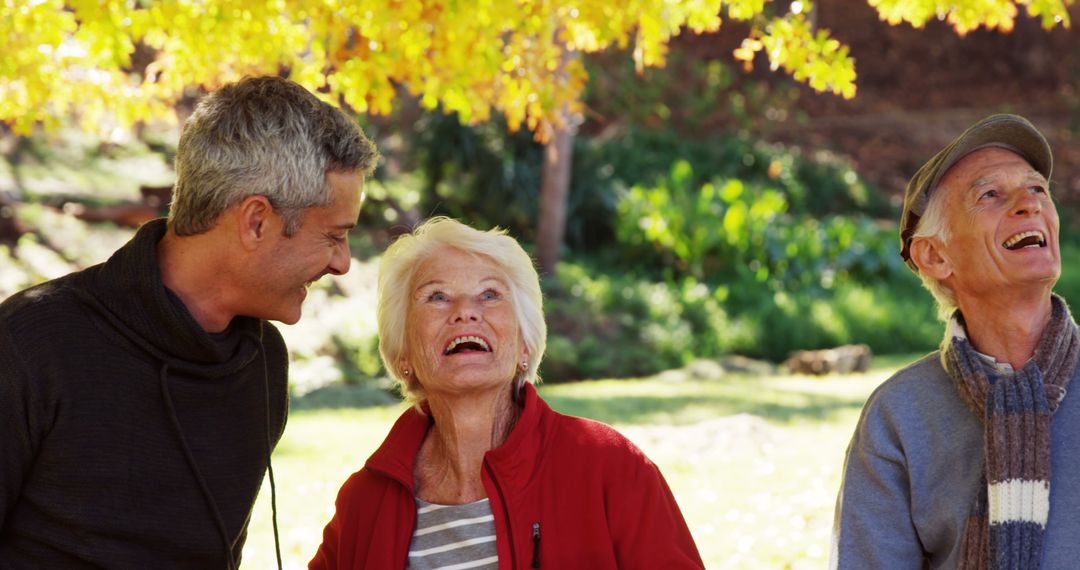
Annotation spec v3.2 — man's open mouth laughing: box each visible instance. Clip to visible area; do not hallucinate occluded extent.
[1002,230,1046,250]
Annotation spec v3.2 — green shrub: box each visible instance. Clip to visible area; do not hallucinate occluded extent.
[576,127,889,220]
[538,158,945,377]
[541,263,744,381]
[614,160,906,291]
[405,111,888,254]
[727,280,940,362]
[540,256,941,381]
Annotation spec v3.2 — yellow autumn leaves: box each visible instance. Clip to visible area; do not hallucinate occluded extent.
[869,0,1071,34]
[0,0,1073,139]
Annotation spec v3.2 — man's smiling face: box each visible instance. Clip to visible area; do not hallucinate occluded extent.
[934,146,1060,301]
[250,170,363,324]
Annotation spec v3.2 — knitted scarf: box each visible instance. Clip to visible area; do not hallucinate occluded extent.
[942,294,1080,570]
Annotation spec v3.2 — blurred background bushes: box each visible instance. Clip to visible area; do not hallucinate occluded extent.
[5,113,1078,390]
[395,113,941,380]
[375,108,1080,382]
[5,44,1080,392]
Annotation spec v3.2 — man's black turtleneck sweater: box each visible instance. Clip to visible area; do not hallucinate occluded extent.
[0,219,289,568]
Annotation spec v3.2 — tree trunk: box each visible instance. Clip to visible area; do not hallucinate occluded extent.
[536,117,575,276]
[0,193,21,246]
[536,43,580,277]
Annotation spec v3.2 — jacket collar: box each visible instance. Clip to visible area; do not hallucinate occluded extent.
[77,218,263,378]
[365,383,552,494]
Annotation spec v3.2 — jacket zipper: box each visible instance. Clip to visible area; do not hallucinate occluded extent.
[485,462,517,566]
[531,522,541,568]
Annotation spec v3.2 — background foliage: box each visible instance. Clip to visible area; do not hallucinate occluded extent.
[4,6,1080,568]
[6,121,1078,386]
[4,1,1071,137]
[5,2,1077,387]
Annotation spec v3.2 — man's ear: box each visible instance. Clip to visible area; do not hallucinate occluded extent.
[910,237,952,281]
[235,195,277,251]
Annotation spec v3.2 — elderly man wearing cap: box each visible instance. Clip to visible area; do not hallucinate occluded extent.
[831,114,1079,569]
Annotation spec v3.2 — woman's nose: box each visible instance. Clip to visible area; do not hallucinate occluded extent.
[450,298,480,322]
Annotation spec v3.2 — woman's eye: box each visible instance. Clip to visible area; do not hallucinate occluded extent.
[427,291,448,302]
[481,289,500,301]
[1031,185,1048,194]
[980,189,998,200]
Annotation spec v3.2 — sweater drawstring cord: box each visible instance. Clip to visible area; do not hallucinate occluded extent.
[531,521,541,568]
[159,362,237,570]
[250,325,284,570]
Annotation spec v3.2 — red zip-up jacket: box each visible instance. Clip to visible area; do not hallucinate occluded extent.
[309,384,704,569]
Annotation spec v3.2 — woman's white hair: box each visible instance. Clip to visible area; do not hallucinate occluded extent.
[910,186,958,322]
[377,217,547,405]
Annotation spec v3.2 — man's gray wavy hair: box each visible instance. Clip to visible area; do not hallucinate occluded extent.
[169,76,378,236]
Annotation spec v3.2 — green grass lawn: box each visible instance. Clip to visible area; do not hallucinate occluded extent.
[240,354,925,569]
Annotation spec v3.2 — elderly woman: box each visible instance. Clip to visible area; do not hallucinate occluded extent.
[309,217,703,569]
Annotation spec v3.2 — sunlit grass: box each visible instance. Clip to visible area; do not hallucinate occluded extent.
[240,354,923,569]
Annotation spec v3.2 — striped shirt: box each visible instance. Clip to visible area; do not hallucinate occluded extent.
[407,498,498,570]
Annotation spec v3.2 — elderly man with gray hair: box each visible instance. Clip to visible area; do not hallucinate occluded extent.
[831,114,1080,569]
[0,76,377,569]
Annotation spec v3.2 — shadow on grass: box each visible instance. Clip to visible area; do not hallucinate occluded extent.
[290,383,869,425]
[541,386,870,426]
[288,352,917,419]
[291,383,399,411]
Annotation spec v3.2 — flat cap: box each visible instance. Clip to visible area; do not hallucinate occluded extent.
[899,113,1052,269]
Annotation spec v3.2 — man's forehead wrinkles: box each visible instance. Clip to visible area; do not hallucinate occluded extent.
[970,175,999,188]
[965,167,1045,191]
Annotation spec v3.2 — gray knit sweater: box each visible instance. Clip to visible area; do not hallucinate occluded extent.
[0,219,289,568]
[831,352,1080,569]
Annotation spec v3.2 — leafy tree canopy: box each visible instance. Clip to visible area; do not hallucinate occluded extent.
[0,0,1072,139]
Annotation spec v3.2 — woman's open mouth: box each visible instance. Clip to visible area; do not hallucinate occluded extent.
[444,335,492,355]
